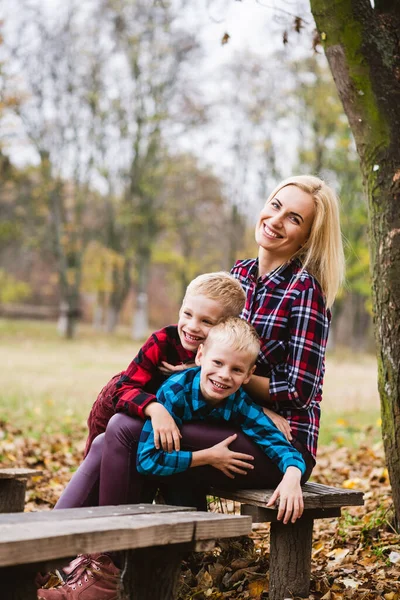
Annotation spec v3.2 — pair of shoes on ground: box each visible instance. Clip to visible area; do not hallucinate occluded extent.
[37,553,120,600]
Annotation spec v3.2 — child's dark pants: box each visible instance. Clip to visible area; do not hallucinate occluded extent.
[55,414,314,511]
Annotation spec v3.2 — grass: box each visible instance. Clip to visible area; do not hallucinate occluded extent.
[0,318,381,445]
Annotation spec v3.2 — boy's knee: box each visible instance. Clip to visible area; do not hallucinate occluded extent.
[105,413,143,445]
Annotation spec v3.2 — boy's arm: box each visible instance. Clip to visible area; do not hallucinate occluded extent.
[244,376,293,441]
[234,396,305,523]
[267,466,304,524]
[234,395,306,475]
[136,386,192,476]
[137,385,255,478]
[113,332,166,418]
[113,329,184,451]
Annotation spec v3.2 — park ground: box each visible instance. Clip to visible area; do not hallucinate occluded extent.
[0,319,399,599]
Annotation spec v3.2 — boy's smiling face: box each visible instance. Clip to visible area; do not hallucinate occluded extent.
[195,342,255,405]
[178,294,226,352]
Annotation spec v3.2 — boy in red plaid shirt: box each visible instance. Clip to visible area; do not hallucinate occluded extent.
[83,272,246,457]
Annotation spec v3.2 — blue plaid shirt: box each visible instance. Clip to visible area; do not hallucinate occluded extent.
[136,367,306,477]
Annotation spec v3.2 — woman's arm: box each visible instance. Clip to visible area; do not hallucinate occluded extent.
[268,285,329,409]
[243,374,270,405]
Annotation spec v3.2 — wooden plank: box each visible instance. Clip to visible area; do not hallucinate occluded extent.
[0,468,42,480]
[0,503,194,525]
[0,510,252,568]
[241,504,341,522]
[210,482,364,510]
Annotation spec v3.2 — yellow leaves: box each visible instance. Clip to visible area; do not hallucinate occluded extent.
[247,578,268,598]
[342,478,363,489]
[384,593,400,600]
[313,541,325,557]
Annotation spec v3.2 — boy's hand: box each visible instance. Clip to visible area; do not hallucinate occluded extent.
[159,361,196,376]
[143,402,182,452]
[208,433,255,479]
[266,466,304,524]
[262,407,292,441]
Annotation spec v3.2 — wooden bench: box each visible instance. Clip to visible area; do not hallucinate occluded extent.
[0,503,252,600]
[0,468,42,513]
[211,482,364,600]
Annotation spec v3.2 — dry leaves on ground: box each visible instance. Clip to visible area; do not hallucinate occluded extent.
[0,421,399,598]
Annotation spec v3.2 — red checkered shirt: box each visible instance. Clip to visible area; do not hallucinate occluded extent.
[231,258,330,461]
[84,325,195,454]
[114,325,195,418]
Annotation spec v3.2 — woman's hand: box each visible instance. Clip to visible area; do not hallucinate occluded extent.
[206,433,255,479]
[158,361,196,376]
[266,466,304,524]
[143,402,182,452]
[262,407,292,441]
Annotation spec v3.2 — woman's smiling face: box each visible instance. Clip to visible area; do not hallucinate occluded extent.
[255,184,315,263]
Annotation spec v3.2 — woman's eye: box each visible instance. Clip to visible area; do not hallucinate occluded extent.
[184,311,191,316]
[271,201,279,209]
[203,320,213,325]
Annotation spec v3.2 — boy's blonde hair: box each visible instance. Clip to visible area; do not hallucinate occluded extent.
[203,317,260,367]
[185,272,246,317]
[264,175,345,309]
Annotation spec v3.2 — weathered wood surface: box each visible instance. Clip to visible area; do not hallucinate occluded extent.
[269,518,314,600]
[0,468,43,513]
[0,507,252,568]
[0,502,193,525]
[0,468,42,479]
[241,503,341,523]
[0,479,26,513]
[211,481,364,510]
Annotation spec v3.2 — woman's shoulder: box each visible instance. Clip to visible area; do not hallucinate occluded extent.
[288,263,330,316]
[290,262,323,293]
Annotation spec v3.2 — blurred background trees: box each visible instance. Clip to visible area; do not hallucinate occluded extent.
[0,0,372,348]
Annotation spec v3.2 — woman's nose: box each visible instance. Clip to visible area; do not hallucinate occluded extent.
[269,212,284,228]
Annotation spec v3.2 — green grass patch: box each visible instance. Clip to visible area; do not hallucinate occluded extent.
[0,318,382,444]
[319,410,381,447]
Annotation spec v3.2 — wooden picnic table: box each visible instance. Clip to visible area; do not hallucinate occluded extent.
[0,503,252,600]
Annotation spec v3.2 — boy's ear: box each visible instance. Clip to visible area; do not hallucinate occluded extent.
[243,364,256,385]
[195,344,204,366]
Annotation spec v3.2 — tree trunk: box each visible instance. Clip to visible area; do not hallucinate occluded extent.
[310,0,400,524]
[132,250,150,341]
[57,299,80,339]
[105,261,131,333]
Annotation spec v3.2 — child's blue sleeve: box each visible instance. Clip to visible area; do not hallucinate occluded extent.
[235,396,306,475]
[136,385,193,476]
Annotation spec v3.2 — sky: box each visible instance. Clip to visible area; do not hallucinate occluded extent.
[1,0,317,211]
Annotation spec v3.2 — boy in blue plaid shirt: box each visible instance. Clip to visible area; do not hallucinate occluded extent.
[137,317,306,524]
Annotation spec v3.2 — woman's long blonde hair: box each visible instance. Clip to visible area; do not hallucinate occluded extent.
[265,175,345,308]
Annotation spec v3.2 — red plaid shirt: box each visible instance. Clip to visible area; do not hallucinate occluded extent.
[231,258,330,461]
[84,325,194,455]
[114,325,195,417]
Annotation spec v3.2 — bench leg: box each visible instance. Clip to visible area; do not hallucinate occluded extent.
[269,518,313,600]
[0,565,38,599]
[0,479,27,513]
[119,544,185,600]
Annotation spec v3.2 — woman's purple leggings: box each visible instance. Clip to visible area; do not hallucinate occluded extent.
[55,413,314,510]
